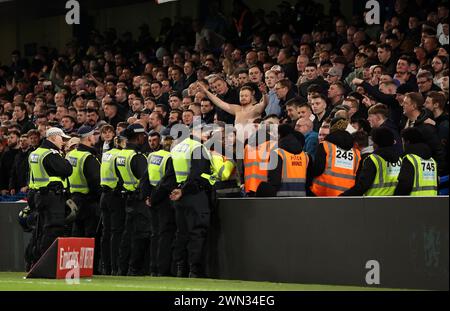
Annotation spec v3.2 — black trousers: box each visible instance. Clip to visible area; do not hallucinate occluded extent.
[71,193,99,237]
[71,193,100,273]
[172,191,210,275]
[121,195,151,275]
[100,191,126,275]
[24,190,37,270]
[34,190,65,259]
[150,198,176,276]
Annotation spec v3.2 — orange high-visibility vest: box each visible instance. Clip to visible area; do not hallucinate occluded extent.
[311,141,361,196]
[244,140,275,193]
[275,149,309,197]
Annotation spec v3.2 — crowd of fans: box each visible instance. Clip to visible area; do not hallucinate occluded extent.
[0,0,449,197]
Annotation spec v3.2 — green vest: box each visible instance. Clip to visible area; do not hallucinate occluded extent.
[365,154,402,196]
[66,149,91,194]
[148,149,171,186]
[28,147,65,189]
[210,153,235,182]
[404,154,438,196]
[171,138,209,183]
[116,149,140,191]
[100,148,121,189]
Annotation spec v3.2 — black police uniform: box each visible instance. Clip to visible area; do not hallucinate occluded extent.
[70,143,101,238]
[118,142,149,276]
[33,140,73,260]
[141,155,176,276]
[153,137,211,278]
[99,152,126,276]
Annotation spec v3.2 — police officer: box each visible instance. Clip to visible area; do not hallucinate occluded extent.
[141,135,176,276]
[203,126,241,198]
[395,127,438,196]
[99,135,127,275]
[25,158,39,271]
[28,127,72,261]
[115,124,149,276]
[341,127,402,196]
[154,125,212,278]
[66,125,101,236]
[66,125,101,271]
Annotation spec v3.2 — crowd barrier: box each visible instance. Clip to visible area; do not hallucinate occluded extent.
[1,196,448,290]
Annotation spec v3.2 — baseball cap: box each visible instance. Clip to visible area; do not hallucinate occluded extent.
[66,137,80,149]
[327,67,343,77]
[127,124,146,135]
[121,124,146,139]
[46,127,71,139]
[77,125,95,138]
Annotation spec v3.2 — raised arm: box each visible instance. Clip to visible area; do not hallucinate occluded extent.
[253,92,269,115]
[197,82,238,115]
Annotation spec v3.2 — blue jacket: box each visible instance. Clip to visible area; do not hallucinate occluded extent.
[304,131,318,160]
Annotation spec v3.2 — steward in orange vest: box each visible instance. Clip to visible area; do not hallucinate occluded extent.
[311,119,361,196]
[257,124,313,197]
[243,129,276,196]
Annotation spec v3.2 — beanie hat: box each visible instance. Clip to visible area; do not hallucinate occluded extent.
[371,127,394,148]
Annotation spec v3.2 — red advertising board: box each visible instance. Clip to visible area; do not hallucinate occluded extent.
[55,238,95,279]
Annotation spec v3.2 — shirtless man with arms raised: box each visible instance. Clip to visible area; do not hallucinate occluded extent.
[197,82,268,126]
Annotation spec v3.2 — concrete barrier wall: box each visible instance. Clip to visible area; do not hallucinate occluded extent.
[1,197,448,290]
[0,203,30,272]
[207,197,449,290]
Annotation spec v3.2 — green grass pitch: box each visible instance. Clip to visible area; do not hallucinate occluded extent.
[0,272,405,291]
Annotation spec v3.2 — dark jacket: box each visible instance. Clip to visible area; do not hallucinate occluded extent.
[9,148,31,192]
[361,81,402,126]
[421,83,442,98]
[298,76,329,99]
[313,130,354,178]
[201,110,216,125]
[184,74,197,88]
[172,79,186,93]
[39,139,73,188]
[400,110,448,176]
[116,100,130,121]
[394,143,437,195]
[397,75,419,94]
[381,56,397,76]
[155,93,169,108]
[379,119,403,154]
[281,62,298,84]
[0,151,7,190]
[105,114,124,129]
[341,146,400,196]
[0,148,19,191]
[76,144,101,198]
[126,142,148,181]
[17,117,36,134]
[434,113,449,146]
[264,133,313,196]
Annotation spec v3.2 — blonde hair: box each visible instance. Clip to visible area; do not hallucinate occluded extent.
[222,58,236,77]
